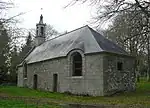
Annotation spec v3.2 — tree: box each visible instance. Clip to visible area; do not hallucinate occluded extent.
[45,24,59,40]
[0,22,11,83]
[104,11,148,82]
[0,0,28,25]
[29,24,59,41]
[0,0,30,84]
[19,32,33,62]
[73,0,150,81]
[71,0,150,21]
[0,0,14,24]
[15,24,59,64]
[9,45,19,83]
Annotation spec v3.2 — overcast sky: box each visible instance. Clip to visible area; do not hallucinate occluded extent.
[8,0,96,32]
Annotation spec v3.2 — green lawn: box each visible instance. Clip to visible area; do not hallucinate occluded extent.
[0,80,150,107]
[0,100,61,108]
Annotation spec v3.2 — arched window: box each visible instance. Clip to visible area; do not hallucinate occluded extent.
[36,30,38,36]
[41,27,44,35]
[72,52,82,76]
[36,27,38,36]
[23,62,27,78]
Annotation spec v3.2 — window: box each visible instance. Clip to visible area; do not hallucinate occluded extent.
[36,27,38,35]
[117,62,123,71]
[24,63,27,78]
[72,52,82,76]
[36,30,38,35]
[41,27,44,35]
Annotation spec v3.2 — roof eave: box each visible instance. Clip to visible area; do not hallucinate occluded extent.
[85,51,135,58]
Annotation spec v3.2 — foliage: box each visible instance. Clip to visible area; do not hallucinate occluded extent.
[104,11,148,80]
[0,0,36,84]
[72,0,150,81]
[9,46,20,83]
[0,100,62,108]
[0,22,11,84]
[19,32,33,62]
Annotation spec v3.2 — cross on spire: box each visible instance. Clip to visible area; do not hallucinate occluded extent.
[39,8,43,24]
[41,8,43,13]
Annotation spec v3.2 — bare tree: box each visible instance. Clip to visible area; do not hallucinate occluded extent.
[70,0,150,18]
[0,0,28,25]
[72,0,150,81]
[104,11,148,82]
[45,24,59,40]
[28,24,60,41]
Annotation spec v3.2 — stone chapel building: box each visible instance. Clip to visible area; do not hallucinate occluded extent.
[17,15,135,96]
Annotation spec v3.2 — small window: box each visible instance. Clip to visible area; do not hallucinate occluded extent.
[117,62,123,71]
[41,27,44,35]
[24,63,27,78]
[36,30,38,35]
[72,52,82,76]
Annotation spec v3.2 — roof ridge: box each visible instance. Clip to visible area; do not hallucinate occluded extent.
[89,27,128,54]
[40,25,89,45]
[87,26,103,51]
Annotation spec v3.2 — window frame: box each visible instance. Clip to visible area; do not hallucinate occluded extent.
[117,61,123,71]
[72,52,82,76]
[23,62,27,78]
[41,27,44,35]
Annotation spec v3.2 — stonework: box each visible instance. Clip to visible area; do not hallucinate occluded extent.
[17,66,23,87]
[103,53,135,95]
[17,51,135,96]
[18,50,105,96]
[17,21,135,96]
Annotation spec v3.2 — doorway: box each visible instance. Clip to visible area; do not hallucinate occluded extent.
[53,74,58,92]
[33,74,38,89]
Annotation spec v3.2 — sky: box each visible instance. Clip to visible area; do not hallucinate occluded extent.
[8,0,96,32]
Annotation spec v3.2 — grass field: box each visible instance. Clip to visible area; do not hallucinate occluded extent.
[0,100,61,108]
[0,79,150,107]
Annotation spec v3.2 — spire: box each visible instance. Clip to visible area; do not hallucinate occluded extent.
[39,14,43,24]
[34,14,46,46]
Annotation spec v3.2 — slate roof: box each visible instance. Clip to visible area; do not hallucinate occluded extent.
[25,25,128,64]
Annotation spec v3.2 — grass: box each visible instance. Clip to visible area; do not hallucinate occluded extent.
[0,100,59,108]
[0,79,150,107]
[0,100,62,108]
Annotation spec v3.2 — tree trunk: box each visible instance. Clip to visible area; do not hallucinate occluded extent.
[147,29,150,81]
[147,40,150,81]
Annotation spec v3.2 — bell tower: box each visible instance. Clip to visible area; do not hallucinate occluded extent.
[34,14,46,46]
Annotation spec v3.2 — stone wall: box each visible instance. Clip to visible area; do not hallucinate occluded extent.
[66,53,104,96]
[17,51,135,96]
[103,54,135,95]
[18,50,104,96]
[17,66,24,87]
[84,53,104,96]
[26,57,68,92]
